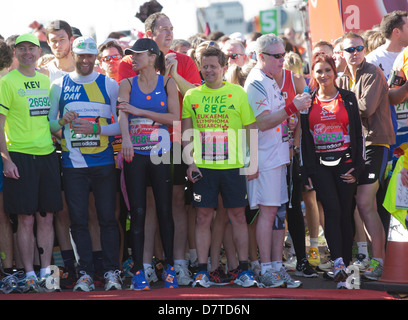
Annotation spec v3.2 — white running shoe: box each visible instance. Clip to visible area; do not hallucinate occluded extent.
[175,263,193,286]
[73,271,95,292]
[104,270,122,290]
[144,265,158,284]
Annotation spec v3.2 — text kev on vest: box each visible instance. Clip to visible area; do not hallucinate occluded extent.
[58,73,114,168]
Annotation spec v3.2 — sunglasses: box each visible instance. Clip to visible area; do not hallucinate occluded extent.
[101,54,121,62]
[344,46,365,53]
[262,52,286,59]
[206,41,216,49]
[228,53,244,59]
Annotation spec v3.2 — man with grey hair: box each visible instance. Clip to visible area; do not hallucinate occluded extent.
[244,33,311,288]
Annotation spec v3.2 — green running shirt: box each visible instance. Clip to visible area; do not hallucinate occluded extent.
[0,69,54,155]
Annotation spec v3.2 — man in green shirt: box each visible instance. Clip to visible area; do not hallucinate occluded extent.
[0,33,62,293]
[182,46,258,288]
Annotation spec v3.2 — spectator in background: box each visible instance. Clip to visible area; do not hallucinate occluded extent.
[98,40,123,84]
[170,39,191,55]
[312,41,333,56]
[366,31,386,54]
[222,39,248,67]
[333,37,347,76]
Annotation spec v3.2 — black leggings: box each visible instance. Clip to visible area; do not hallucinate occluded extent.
[311,161,357,266]
[124,153,174,271]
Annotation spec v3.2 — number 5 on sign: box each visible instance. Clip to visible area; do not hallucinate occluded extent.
[260,9,281,35]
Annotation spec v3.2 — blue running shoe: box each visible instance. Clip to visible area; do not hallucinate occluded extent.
[192,270,211,288]
[162,265,179,288]
[131,269,150,291]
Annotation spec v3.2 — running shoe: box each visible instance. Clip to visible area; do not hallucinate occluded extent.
[38,274,61,292]
[258,269,285,288]
[0,271,22,294]
[192,270,211,288]
[362,258,383,281]
[22,275,41,293]
[295,257,318,278]
[175,262,193,286]
[162,265,179,288]
[308,247,321,267]
[104,270,122,291]
[59,266,77,289]
[209,267,232,285]
[337,281,347,289]
[227,267,240,281]
[276,267,302,288]
[145,265,159,284]
[130,269,150,291]
[353,253,370,272]
[234,270,258,288]
[316,259,334,272]
[73,271,95,292]
[250,263,261,279]
[333,257,348,282]
[283,254,297,272]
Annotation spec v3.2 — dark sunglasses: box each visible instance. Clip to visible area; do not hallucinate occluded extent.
[262,51,286,59]
[101,54,121,62]
[344,46,364,53]
[228,53,244,59]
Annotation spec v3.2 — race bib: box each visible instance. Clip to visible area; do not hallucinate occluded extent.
[396,101,408,130]
[281,119,289,143]
[28,96,51,117]
[129,118,160,151]
[201,131,229,161]
[313,128,349,152]
[70,117,100,148]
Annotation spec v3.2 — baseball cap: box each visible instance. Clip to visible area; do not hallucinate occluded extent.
[15,33,41,47]
[124,38,160,56]
[72,36,98,55]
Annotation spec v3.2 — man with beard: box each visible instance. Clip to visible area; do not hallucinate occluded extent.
[48,36,122,292]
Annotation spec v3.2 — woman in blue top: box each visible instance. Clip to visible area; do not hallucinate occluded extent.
[118,38,180,290]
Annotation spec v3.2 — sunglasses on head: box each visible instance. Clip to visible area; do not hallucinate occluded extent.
[344,45,364,53]
[206,41,216,49]
[101,54,121,62]
[228,53,244,59]
[262,52,286,59]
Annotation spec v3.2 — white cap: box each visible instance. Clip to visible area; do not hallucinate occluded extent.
[72,36,98,55]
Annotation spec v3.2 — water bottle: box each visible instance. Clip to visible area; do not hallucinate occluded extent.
[300,86,310,114]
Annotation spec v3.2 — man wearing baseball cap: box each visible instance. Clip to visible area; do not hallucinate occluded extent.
[48,36,122,292]
[0,33,63,293]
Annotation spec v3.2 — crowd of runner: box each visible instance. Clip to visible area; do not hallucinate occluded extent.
[0,9,407,294]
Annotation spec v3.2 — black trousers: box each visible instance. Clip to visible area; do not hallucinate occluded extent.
[311,161,357,266]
